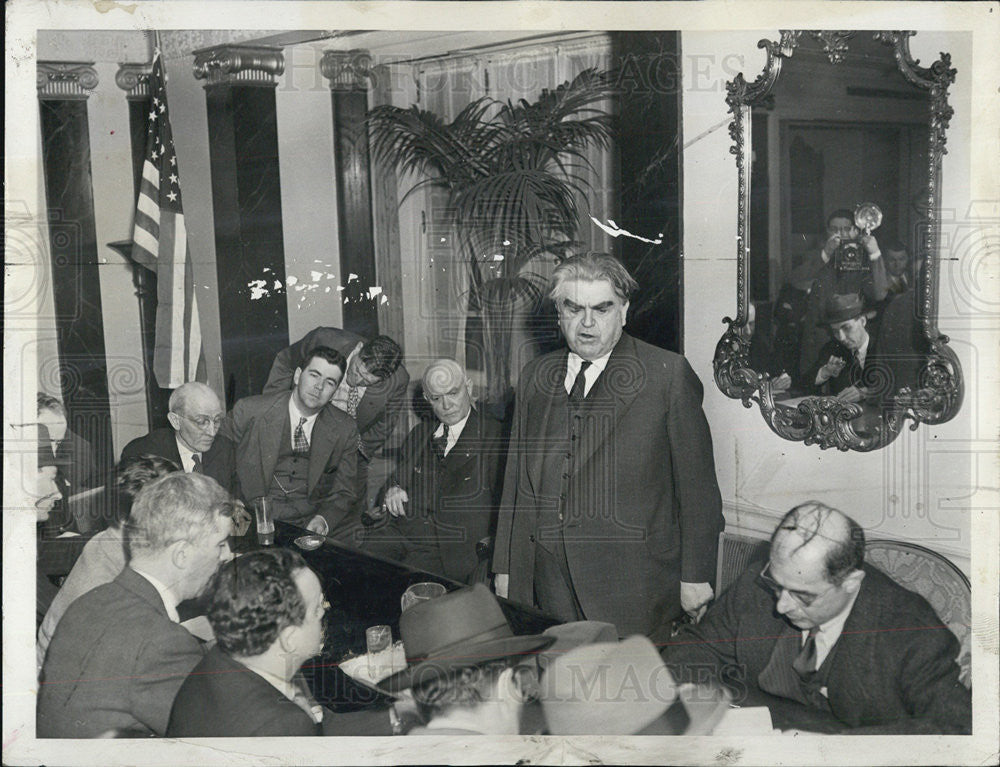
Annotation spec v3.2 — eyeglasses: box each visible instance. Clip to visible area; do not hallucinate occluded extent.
[758,561,837,608]
[178,413,224,430]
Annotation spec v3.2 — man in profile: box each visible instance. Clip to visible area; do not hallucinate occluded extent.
[37,473,235,737]
[373,358,506,583]
[167,548,328,736]
[493,252,724,639]
[224,346,359,537]
[265,329,409,508]
[121,382,235,493]
[662,501,971,734]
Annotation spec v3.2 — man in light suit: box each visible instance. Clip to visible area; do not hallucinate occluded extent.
[662,501,971,734]
[493,252,724,639]
[372,358,507,584]
[37,472,234,737]
[224,346,360,538]
[120,382,235,494]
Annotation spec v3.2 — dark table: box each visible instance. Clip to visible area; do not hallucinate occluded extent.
[240,521,559,712]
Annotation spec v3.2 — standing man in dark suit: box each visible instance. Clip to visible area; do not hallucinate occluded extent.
[37,472,235,737]
[37,393,98,495]
[264,329,409,509]
[372,358,507,583]
[493,252,724,639]
[224,346,359,538]
[120,382,235,493]
[662,501,971,734]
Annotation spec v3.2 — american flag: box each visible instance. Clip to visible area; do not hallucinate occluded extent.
[131,48,204,388]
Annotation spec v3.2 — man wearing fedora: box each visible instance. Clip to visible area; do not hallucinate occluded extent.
[808,292,886,403]
[378,584,554,735]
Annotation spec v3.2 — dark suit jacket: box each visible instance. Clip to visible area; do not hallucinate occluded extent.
[379,408,507,583]
[120,426,236,494]
[223,391,360,534]
[37,567,205,737]
[663,564,971,734]
[263,326,410,459]
[167,647,320,737]
[54,428,98,491]
[492,333,725,637]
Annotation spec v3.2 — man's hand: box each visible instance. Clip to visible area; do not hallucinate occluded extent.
[816,355,846,384]
[231,502,252,537]
[306,515,329,536]
[822,234,841,259]
[862,233,881,259]
[772,372,792,392]
[382,486,409,518]
[836,385,866,404]
[680,581,714,621]
[494,573,509,599]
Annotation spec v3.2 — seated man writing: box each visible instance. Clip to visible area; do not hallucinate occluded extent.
[661,501,971,734]
[223,346,360,538]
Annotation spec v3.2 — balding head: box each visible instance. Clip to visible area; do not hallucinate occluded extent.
[764,501,866,629]
[167,383,224,453]
[422,358,473,426]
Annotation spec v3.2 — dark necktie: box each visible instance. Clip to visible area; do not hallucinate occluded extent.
[792,628,819,679]
[569,360,592,402]
[432,423,449,461]
[190,453,203,474]
[293,416,309,454]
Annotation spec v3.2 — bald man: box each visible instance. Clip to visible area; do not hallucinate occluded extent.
[121,383,236,495]
[368,359,507,584]
[662,502,970,734]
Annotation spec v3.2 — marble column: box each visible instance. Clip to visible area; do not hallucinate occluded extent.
[115,62,171,429]
[194,44,289,405]
[37,61,113,482]
[321,50,380,341]
[610,33,684,353]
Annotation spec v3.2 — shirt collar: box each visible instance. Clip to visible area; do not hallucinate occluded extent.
[435,407,472,443]
[855,333,871,364]
[808,585,861,661]
[174,434,198,468]
[568,349,613,375]
[130,567,181,623]
[288,394,320,428]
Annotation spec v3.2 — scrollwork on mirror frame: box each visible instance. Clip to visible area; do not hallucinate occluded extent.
[713,30,963,452]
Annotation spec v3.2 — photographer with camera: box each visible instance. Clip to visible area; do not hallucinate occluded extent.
[796,207,889,386]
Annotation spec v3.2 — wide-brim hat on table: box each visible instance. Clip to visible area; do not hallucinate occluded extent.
[378,583,554,694]
[818,292,865,326]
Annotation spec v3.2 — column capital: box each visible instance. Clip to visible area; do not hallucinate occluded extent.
[115,63,153,100]
[192,44,284,87]
[37,61,98,100]
[320,49,373,90]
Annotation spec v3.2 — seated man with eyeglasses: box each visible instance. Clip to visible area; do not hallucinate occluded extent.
[121,382,237,495]
[661,501,970,734]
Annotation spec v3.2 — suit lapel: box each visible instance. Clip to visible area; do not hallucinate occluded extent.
[824,569,879,720]
[442,409,481,472]
[570,334,644,473]
[307,406,340,492]
[528,351,570,484]
[257,394,288,489]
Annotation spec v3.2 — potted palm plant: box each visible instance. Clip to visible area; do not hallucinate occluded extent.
[367,68,616,409]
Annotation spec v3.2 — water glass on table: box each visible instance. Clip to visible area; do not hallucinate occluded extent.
[401,582,447,612]
[365,624,393,678]
[250,496,275,546]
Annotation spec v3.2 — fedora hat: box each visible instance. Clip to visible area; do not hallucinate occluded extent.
[378,584,554,694]
[541,635,730,736]
[818,292,865,326]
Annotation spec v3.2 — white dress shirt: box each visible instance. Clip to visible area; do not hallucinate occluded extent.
[330,346,368,416]
[803,587,861,696]
[564,350,612,398]
[288,396,320,451]
[174,435,200,473]
[854,334,871,369]
[433,409,471,457]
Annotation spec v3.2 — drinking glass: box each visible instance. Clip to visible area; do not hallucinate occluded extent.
[365,624,392,678]
[401,582,447,612]
[250,496,275,546]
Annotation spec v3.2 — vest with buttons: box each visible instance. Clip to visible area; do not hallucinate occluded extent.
[267,416,314,526]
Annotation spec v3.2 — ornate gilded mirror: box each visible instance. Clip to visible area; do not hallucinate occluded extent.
[714,31,963,451]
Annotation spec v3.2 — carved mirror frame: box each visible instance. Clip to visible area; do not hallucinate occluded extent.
[713,31,963,451]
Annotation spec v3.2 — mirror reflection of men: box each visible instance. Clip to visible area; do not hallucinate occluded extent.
[37,393,98,496]
[121,382,235,493]
[742,303,791,393]
[224,347,360,538]
[809,293,882,404]
[663,501,971,734]
[371,358,506,583]
[796,209,888,384]
[493,252,724,640]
